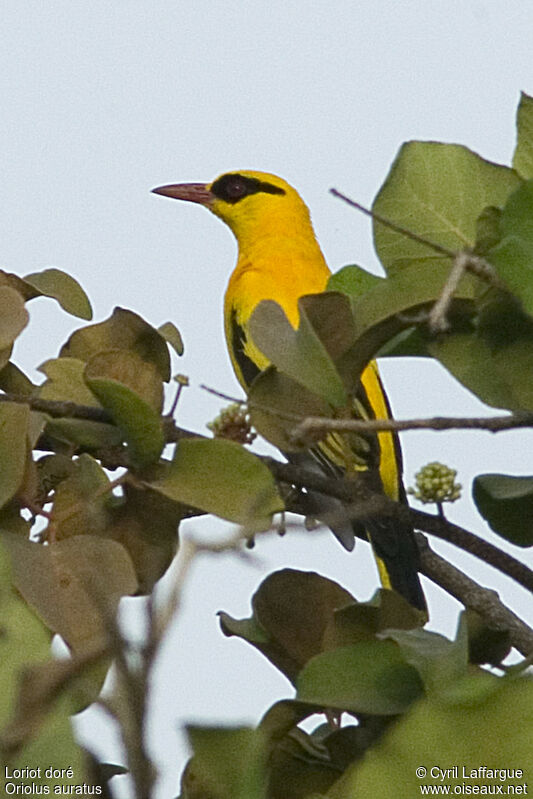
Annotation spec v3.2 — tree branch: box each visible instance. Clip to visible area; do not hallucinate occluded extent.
[264,458,533,595]
[7,390,532,598]
[0,391,114,422]
[418,536,533,657]
[291,410,533,441]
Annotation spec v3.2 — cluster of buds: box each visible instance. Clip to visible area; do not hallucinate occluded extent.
[207,403,256,445]
[408,461,462,506]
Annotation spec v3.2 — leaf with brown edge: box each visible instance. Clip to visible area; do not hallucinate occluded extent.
[4,533,138,653]
[60,307,171,381]
[50,453,112,541]
[107,482,181,594]
[85,349,164,413]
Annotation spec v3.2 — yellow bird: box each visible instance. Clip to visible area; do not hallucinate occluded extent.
[153,171,425,610]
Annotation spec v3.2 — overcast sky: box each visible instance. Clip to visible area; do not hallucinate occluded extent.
[2,2,533,797]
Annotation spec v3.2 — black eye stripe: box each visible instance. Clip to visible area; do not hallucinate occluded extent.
[211,173,286,204]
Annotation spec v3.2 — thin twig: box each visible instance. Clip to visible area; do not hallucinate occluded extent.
[428,251,471,333]
[330,189,505,293]
[200,384,246,405]
[291,410,533,442]
[330,189,456,258]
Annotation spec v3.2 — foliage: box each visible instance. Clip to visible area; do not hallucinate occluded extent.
[0,94,532,797]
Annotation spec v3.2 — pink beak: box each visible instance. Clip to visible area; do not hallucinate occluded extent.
[151,182,214,207]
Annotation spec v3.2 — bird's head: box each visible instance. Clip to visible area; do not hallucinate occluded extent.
[152,170,312,240]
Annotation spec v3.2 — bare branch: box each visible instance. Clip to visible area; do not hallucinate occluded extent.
[419,537,533,657]
[0,391,113,422]
[428,250,506,333]
[291,410,533,442]
[428,251,471,333]
[264,458,533,595]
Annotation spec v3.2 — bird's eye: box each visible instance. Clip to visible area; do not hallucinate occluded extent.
[224,176,248,199]
[211,173,285,203]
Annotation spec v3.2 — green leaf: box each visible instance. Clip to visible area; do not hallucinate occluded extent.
[381,612,469,694]
[249,297,347,407]
[23,267,92,320]
[331,589,424,650]
[258,699,319,744]
[464,609,511,666]
[4,533,138,653]
[474,205,503,255]
[267,721,353,799]
[44,418,123,449]
[428,326,533,411]
[60,307,171,381]
[0,286,29,349]
[297,641,424,715]
[84,351,164,468]
[38,357,123,449]
[327,266,433,358]
[472,472,533,546]
[39,357,101,406]
[158,320,184,356]
[0,538,52,730]
[373,141,520,274]
[0,361,35,396]
[488,180,533,316]
[513,91,533,178]
[0,403,30,509]
[85,349,164,412]
[327,265,384,297]
[0,539,86,778]
[248,367,331,452]
[148,438,284,531]
[183,726,267,799]
[328,674,532,799]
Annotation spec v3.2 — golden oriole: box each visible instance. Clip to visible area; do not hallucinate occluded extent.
[153,170,425,610]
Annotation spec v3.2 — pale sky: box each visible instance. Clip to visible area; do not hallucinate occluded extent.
[2,2,533,797]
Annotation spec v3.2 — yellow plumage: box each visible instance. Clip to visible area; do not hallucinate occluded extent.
[153,170,425,610]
